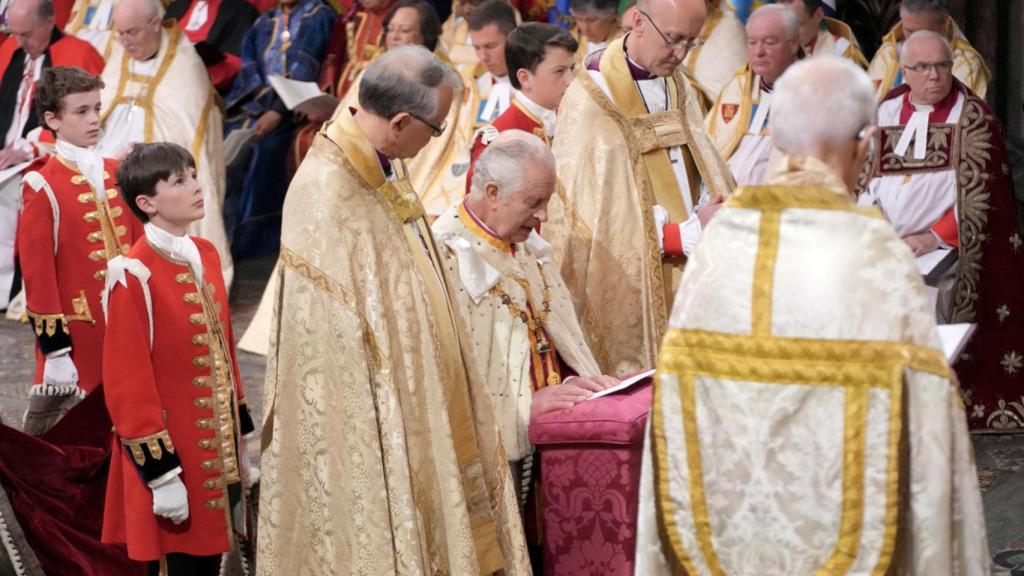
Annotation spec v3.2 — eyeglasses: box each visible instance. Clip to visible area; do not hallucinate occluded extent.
[903,60,954,74]
[408,112,447,137]
[637,9,704,54]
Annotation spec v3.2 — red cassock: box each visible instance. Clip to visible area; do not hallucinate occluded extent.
[0,29,104,78]
[17,157,143,394]
[466,98,548,194]
[101,237,254,561]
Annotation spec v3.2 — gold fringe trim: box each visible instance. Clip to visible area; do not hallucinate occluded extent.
[122,429,176,467]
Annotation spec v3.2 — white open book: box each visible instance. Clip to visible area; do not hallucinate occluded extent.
[586,369,656,401]
[916,248,957,283]
[267,75,338,117]
[937,323,976,363]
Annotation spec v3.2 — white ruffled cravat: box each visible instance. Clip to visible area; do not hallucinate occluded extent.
[514,91,558,138]
[894,102,934,160]
[55,139,105,197]
[144,222,204,283]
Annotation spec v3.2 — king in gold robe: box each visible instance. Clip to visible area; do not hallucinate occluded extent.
[257,108,530,575]
[432,201,602,464]
[547,37,733,376]
[99,22,232,286]
[635,154,989,575]
[867,15,990,101]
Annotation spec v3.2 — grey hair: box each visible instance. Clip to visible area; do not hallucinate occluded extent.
[570,0,618,19]
[747,4,800,40]
[36,0,55,21]
[901,0,948,18]
[114,0,165,20]
[358,45,463,120]
[898,29,951,64]
[469,130,555,199]
[770,56,876,155]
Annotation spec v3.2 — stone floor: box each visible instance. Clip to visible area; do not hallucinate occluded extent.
[2,253,1023,571]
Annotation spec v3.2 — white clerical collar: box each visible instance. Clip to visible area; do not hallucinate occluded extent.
[895,99,934,160]
[513,91,557,138]
[144,222,203,282]
[56,139,105,197]
[185,0,209,31]
[586,39,607,55]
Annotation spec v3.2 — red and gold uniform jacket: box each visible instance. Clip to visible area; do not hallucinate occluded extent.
[466,96,548,194]
[101,237,254,561]
[17,156,142,394]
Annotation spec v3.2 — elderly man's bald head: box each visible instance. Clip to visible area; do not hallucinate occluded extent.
[468,130,556,243]
[626,0,705,77]
[5,0,56,57]
[113,0,165,61]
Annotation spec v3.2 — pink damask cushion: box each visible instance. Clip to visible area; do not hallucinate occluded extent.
[527,380,652,576]
[528,379,652,446]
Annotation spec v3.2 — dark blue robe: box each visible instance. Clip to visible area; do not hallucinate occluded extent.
[223,0,336,259]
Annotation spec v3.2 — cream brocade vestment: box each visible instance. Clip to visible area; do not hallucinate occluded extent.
[634,155,989,575]
[100,23,232,287]
[432,204,601,461]
[681,1,747,107]
[257,108,530,575]
[547,38,733,376]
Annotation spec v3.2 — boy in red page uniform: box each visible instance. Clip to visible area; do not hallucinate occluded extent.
[101,142,256,576]
[17,66,143,434]
[466,22,578,189]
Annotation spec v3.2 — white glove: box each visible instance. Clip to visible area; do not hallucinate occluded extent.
[43,352,79,390]
[652,204,669,252]
[150,473,189,524]
[244,432,261,486]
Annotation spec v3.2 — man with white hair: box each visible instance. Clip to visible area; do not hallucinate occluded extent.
[862,30,1024,431]
[635,55,989,575]
[547,0,734,376]
[98,0,232,286]
[257,46,530,575]
[868,0,989,100]
[706,3,799,186]
[433,129,617,508]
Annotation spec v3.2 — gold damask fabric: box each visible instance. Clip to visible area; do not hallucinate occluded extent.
[257,108,530,575]
[634,155,989,575]
[547,38,733,376]
[868,16,990,101]
[432,205,602,461]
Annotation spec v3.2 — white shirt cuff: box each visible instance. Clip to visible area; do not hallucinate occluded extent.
[680,212,703,258]
[146,467,183,489]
